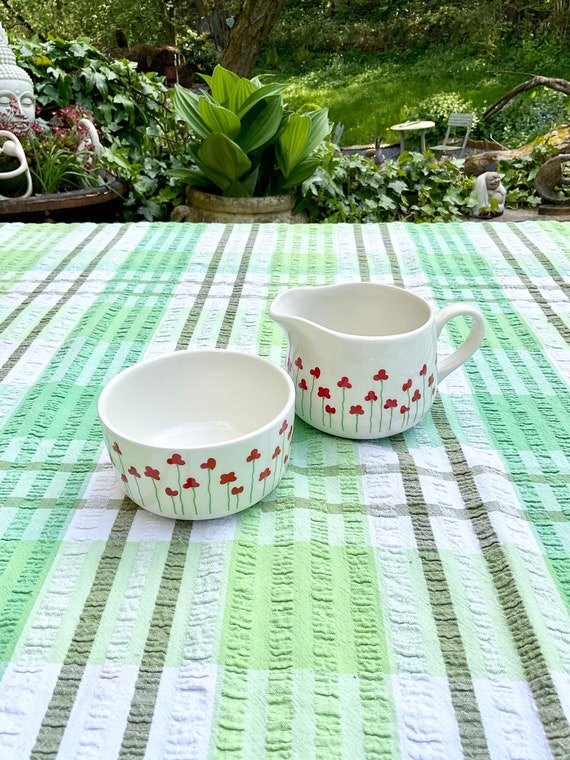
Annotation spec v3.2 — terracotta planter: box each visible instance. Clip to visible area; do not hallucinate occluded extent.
[171,187,308,223]
[0,178,127,223]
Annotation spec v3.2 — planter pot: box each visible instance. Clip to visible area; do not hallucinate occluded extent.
[171,187,308,223]
[0,178,127,223]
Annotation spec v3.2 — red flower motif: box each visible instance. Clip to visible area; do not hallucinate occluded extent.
[183,477,200,489]
[365,390,378,402]
[165,487,179,496]
[317,386,330,399]
[144,466,160,480]
[231,485,244,495]
[272,446,281,459]
[259,468,271,481]
[420,364,427,376]
[350,405,364,415]
[373,369,388,381]
[247,448,261,462]
[200,458,216,470]
[287,426,293,440]
[384,399,398,409]
[121,473,128,483]
[167,453,185,466]
[402,378,412,392]
[299,378,308,390]
[412,389,421,402]
[279,420,288,435]
[128,466,141,478]
[113,441,122,455]
[220,471,237,485]
[400,405,410,414]
[428,374,435,387]
[338,376,352,388]
[310,367,321,378]
[295,357,303,369]
[284,454,289,464]
[325,404,336,414]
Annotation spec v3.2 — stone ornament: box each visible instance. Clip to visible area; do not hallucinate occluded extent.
[0,22,36,122]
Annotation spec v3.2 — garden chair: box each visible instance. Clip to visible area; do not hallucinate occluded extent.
[429,113,473,157]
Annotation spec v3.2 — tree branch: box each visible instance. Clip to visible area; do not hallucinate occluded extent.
[483,76,570,120]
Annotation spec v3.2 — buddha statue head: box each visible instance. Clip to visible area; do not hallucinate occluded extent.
[0,22,36,122]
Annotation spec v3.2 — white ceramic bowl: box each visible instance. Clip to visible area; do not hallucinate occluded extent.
[98,349,295,519]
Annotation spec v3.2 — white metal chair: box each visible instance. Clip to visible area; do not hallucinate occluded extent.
[429,113,473,157]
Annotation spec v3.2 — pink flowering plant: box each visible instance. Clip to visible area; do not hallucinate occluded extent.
[0,100,103,195]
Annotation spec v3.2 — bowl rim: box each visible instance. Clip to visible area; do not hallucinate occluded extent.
[97,348,295,450]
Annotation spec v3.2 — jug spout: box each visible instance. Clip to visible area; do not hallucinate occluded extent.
[268,287,321,338]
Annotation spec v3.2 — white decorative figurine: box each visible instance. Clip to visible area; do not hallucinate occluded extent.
[0,22,36,122]
[472,171,506,217]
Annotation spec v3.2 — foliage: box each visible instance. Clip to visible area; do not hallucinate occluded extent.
[10,34,186,218]
[406,92,481,143]
[496,143,557,208]
[172,64,330,197]
[485,89,570,148]
[177,29,221,77]
[299,143,477,222]
[0,101,99,194]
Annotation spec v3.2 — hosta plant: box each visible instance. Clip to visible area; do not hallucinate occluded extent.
[172,64,330,197]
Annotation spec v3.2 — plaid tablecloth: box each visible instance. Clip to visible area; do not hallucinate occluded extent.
[1,220,569,759]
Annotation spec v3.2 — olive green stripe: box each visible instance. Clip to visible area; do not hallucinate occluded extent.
[432,405,570,757]
[392,436,490,757]
[487,225,570,344]
[377,226,404,287]
[31,506,138,756]
[118,521,193,757]
[216,226,258,348]
[176,226,234,349]
[0,225,129,383]
[353,224,370,281]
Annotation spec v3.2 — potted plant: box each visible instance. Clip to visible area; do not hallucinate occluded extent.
[170,64,330,222]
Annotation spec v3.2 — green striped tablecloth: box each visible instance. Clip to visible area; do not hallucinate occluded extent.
[1,220,569,759]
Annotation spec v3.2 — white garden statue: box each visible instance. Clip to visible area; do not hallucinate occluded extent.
[0,22,36,122]
[472,171,507,217]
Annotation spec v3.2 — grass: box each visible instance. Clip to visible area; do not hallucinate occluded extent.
[269,46,570,147]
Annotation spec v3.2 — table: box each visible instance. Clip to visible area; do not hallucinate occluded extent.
[0,220,569,759]
[390,120,436,153]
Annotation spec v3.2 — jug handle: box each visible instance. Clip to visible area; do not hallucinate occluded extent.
[435,304,485,382]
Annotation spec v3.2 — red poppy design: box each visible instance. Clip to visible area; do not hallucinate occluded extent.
[121,473,128,483]
[428,374,435,387]
[231,486,244,495]
[220,471,237,485]
[200,458,216,470]
[365,390,378,402]
[165,487,178,496]
[288,426,293,440]
[412,389,421,402]
[295,357,303,369]
[299,378,308,390]
[144,466,160,480]
[338,376,352,388]
[128,466,141,478]
[350,405,364,415]
[284,454,289,464]
[373,369,388,381]
[279,420,288,435]
[272,446,281,459]
[183,477,200,489]
[318,386,331,399]
[325,404,336,414]
[420,364,427,376]
[384,399,398,409]
[400,405,410,414]
[310,367,321,378]
[167,453,185,466]
[259,468,271,481]
[113,441,122,455]
[247,448,261,462]
[402,378,412,392]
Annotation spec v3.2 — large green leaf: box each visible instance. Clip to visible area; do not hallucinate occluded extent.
[228,77,256,114]
[207,65,240,106]
[303,109,331,154]
[194,133,251,192]
[236,83,287,119]
[277,113,311,176]
[199,98,241,139]
[173,85,210,138]
[237,96,283,154]
[278,155,321,189]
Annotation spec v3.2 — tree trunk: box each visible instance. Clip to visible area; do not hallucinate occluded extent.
[221,0,288,78]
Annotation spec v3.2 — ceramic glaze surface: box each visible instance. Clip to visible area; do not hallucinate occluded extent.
[98,349,295,519]
[269,283,485,439]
